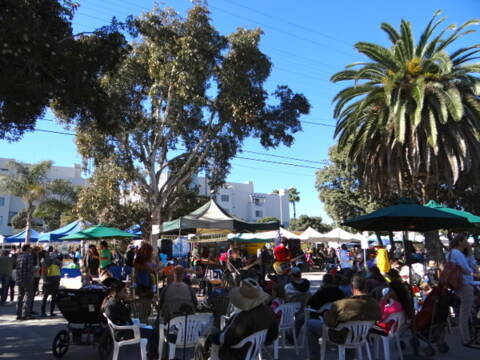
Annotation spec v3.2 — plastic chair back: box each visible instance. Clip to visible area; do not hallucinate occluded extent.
[232,329,267,360]
[169,314,212,348]
[275,302,300,330]
[341,321,374,346]
[384,312,405,336]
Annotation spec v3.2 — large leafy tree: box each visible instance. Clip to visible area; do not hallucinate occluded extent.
[288,187,300,219]
[76,4,310,242]
[289,214,331,233]
[0,161,52,242]
[331,12,480,260]
[0,0,129,141]
[316,146,399,224]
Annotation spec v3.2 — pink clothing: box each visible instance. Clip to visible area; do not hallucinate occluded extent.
[378,298,403,332]
[271,298,284,321]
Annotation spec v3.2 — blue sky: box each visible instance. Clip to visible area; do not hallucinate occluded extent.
[1,0,478,223]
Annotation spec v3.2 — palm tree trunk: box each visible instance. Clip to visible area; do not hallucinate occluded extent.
[293,202,297,219]
[421,183,444,262]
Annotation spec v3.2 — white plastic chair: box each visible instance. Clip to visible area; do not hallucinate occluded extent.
[167,313,213,359]
[232,329,268,360]
[104,314,148,360]
[302,303,332,355]
[320,321,374,360]
[371,313,405,360]
[273,302,301,359]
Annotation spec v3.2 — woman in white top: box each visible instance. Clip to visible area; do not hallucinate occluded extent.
[448,234,479,348]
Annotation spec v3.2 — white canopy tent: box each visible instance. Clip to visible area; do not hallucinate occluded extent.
[228,227,300,243]
[299,227,325,242]
[312,227,366,248]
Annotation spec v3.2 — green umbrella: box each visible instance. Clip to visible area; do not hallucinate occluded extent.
[342,198,470,232]
[424,200,480,227]
[59,225,135,240]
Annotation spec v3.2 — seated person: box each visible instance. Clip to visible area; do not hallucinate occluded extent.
[336,274,353,297]
[365,266,388,294]
[308,275,381,359]
[102,280,158,360]
[284,267,310,298]
[308,274,345,319]
[270,283,287,321]
[158,265,197,321]
[195,278,278,360]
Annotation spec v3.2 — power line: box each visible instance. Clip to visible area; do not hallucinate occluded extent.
[217,0,353,48]
[33,126,328,169]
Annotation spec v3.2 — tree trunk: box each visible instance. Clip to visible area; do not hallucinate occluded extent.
[293,202,297,219]
[388,231,396,258]
[150,205,161,247]
[25,204,32,244]
[424,231,444,263]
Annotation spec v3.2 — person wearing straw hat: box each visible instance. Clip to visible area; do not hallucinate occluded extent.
[195,278,278,360]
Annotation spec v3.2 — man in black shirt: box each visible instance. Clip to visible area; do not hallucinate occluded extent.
[306,274,345,358]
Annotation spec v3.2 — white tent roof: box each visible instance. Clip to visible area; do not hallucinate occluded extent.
[314,227,365,243]
[228,227,300,242]
[300,227,325,241]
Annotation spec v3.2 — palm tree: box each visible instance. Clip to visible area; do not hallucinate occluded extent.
[288,187,300,219]
[0,161,52,243]
[331,12,480,201]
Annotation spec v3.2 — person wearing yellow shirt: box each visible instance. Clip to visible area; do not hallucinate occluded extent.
[376,246,391,275]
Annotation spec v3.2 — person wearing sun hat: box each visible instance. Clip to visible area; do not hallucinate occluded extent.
[196,278,279,360]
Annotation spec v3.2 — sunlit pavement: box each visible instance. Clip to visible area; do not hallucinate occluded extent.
[0,273,477,359]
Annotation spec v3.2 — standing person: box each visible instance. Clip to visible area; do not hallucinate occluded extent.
[375,245,391,275]
[448,234,479,348]
[85,244,100,277]
[124,245,136,279]
[16,244,34,320]
[132,242,157,324]
[8,247,18,303]
[99,241,112,271]
[338,244,353,273]
[0,250,13,305]
[41,247,62,317]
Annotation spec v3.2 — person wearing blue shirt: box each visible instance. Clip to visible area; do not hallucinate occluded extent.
[448,234,479,348]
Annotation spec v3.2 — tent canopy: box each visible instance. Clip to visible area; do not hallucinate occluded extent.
[313,227,365,244]
[300,227,325,241]
[5,229,41,243]
[60,225,135,240]
[156,199,279,234]
[38,220,90,242]
[228,228,300,243]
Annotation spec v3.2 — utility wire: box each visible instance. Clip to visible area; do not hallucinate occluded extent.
[33,127,328,169]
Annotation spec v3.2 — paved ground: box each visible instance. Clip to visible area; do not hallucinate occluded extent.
[0,272,478,359]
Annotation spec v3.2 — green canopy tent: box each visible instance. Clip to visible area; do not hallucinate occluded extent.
[60,225,136,240]
[155,199,279,235]
[424,200,480,227]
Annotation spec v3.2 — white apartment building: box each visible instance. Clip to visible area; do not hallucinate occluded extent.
[0,158,86,236]
[193,176,290,227]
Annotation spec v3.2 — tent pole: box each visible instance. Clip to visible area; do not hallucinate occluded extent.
[403,231,413,285]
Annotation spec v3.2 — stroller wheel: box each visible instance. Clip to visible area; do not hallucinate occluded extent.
[97,332,113,359]
[437,343,449,353]
[52,330,69,358]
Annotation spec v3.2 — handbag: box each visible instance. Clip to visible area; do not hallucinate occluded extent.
[439,253,464,290]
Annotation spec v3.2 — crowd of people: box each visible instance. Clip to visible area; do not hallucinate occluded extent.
[0,232,479,359]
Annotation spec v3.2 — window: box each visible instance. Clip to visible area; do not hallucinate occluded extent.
[221,194,229,202]
[0,197,4,206]
[7,211,17,226]
[255,210,263,218]
[254,198,264,206]
[0,168,8,172]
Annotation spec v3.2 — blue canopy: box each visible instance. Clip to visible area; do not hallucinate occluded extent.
[38,220,90,242]
[5,229,41,243]
[126,224,143,238]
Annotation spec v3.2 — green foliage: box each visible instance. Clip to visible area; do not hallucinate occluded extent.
[316,146,401,223]
[0,0,129,141]
[331,12,480,200]
[75,4,310,237]
[289,214,331,233]
[33,179,79,231]
[74,160,149,232]
[257,216,280,223]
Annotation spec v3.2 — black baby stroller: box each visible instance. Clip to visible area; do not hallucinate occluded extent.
[52,286,108,358]
[412,285,455,356]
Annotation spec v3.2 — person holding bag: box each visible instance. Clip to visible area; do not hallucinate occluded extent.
[446,234,479,348]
